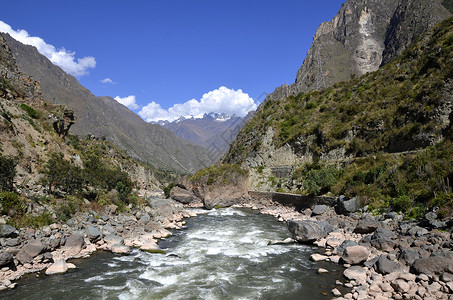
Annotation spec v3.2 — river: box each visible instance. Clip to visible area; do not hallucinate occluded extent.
[3,207,346,299]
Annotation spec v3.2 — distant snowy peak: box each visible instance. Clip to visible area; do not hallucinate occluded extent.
[204,112,235,122]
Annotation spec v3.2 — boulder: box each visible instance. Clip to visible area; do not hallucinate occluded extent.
[110,244,130,255]
[86,225,102,242]
[343,266,367,283]
[4,238,20,247]
[22,239,46,258]
[335,196,358,215]
[374,255,400,274]
[0,252,13,267]
[354,219,380,234]
[341,245,369,265]
[103,234,124,245]
[370,228,396,251]
[0,224,17,238]
[64,234,85,256]
[312,205,329,216]
[310,254,329,262]
[45,259,68,275]
[287,220,335,243]
[411,256,453,275]
[336,240,358,255]
[15,250,33,265]
[407,226,429,237]
[170,186,196,204]
[398,248,420,265]
[391,279,410,293]
[203,186,246,210]
[140,241,164,254]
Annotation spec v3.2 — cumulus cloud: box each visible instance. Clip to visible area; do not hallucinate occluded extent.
[114,95,139,110]
[0,20,96,77]
[139,86,257,122]
[101,78,114,84]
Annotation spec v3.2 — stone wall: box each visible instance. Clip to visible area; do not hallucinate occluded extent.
[248,191,336,210]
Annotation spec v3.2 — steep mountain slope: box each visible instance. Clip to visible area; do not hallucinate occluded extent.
[0,33,161,198]
[265,0,452,102]
[224,17,453,215]
[2,33,214,174]
[162,113,251,157]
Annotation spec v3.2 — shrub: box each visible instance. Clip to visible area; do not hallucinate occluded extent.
[41,152,83,194]
[20,103,38,119]
[0,154,17,192]
[0,192,25,216]
[304,165,341,196]
[163,183,175,198]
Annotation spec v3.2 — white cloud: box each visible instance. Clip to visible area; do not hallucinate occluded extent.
[101,78,114,84]
[114,95,139,110]
[0,20,96,77]
[139,86,257,122]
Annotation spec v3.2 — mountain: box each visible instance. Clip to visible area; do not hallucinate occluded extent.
[2,33,214,174]
[161,112,252,159]
[265,0,452,103]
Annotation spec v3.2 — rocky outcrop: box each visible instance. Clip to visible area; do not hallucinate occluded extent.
[264,0,451,103]
[287,220,335,243]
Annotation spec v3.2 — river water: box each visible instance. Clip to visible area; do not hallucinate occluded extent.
[3,208,346,299]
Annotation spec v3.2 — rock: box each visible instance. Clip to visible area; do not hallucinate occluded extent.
[374,255,400,275]
[318,268,329,273]
[64,234,85,256]
[86,225,102,242]
[326,238,341,248]
[110,244,131,255]
[45,259,68,275]
[103,234,124,245]
[5,238,20,247]
[336,240,359,255]
[312,205,329,216]
[15,250,33,265]
[140,241,164,254]
[370,228,396,251]
[287,220,335,243]
[335,196,358,215]
[343,266,367,283]
[341,245,369,265]
[399,248,420,265]
[411,256,453,275]
[170,186,196,204]
[354,219,380,234]
[268,238,294,245]
[332,288,342,296]
[391,279,410,293]
[22,239,46,258]
[0,252,13,267]
[0,224,17,238]
[310,254,329,262]
[408,226,429,237]
[139,214,151,223]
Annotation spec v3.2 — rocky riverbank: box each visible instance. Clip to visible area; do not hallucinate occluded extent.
[233,197,453,300]
[0,198,195,291]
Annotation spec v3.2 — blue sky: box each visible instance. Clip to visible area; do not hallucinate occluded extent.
[0,0,344,121]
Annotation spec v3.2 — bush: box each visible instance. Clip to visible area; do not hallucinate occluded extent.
[41,152,83,194]
[0,192,25,216]
[20,103,38,119]
[304,165,341,196]
[163,183,175,198]
[0,154,17,192]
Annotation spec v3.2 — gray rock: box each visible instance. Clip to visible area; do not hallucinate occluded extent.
[354,219,380,234]
[0,252,13,267]
[341,245,369,265]
[337,240,359,255]
[411,256,453,275]
[287,220,335,243]
[22,239,46,258]
[343,266,367,283]
[139,214,151,223]
[408,226,429,237]
[312,205,329,216]
[4,238,20,247]
[370,228,396,251]
[170,186,196,204]
[399,248,420,265]
[15,250,33,265]
[335,197,359,215]
[374,255,400,274]
[45,259,68,275]
[64,234,85,256]
[0,225,17,238]
[110,244,130,255]
[86,225,102,242]
[103,234,124,245]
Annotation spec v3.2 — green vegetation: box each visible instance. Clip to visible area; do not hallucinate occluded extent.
[0,153,17,192]
[20,103,39,119]
[190,163,248,186]
[163,183,175,198]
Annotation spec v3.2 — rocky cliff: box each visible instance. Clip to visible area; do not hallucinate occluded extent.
[2,33,214,174]
[265,0,452,103]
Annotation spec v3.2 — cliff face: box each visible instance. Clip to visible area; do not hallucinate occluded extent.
[2,34,215,174]
[265,0,452,103]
